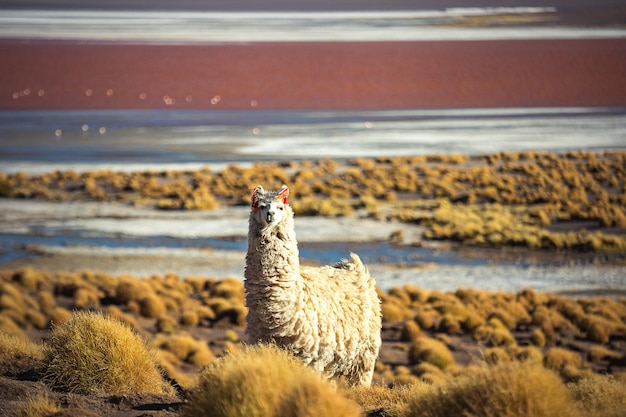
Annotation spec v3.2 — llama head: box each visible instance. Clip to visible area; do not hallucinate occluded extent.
[250,185,290,230]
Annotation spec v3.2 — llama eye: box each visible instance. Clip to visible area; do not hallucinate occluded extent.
[279,207,284,210]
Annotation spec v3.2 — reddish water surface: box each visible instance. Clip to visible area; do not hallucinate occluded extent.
[2,39,626,111]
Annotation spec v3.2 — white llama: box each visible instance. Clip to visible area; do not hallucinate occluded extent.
[244,185,382,386]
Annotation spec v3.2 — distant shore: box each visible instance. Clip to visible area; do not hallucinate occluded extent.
[2,39,626,111]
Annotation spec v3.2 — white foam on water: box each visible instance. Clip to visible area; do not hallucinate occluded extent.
[1,8,625,42]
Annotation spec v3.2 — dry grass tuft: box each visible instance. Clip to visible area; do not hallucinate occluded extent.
[405,362,582,417]
[181,344,362,417]
[156,333,215,366]
[115,279,153,304]
[400,320,421,342]
[43,311,172,395]
[0,332,45,376]
[139,294,167,318]
[483,347,511,365]
[12,393,60,417]
[349,383,431,416]
[7,151,626,251]
[407,337,455,370]
[544,347,583,372]
[568,375,626,417]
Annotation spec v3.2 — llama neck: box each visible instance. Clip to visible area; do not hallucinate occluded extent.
[245,206,301,285]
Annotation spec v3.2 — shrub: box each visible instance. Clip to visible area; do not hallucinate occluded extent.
[406,362,582,417]
[158,334,214,366]
[139,295,167,318]
[415,309,440,330]
[400,320,421,342]
[0,332,45,376]
[408,337,455,370]
[181,344,362,417]
[382,302,410,322]
[568,375,626,417]
[488,328,517,347]
[212,278,245,302]
[37,291,56,316]
[73,286,100,310]
[0,316,25,338]
[530,328,547,347]
[585,319,612,344]
[13,394,60,417]
[587,346,620,363]
[411,362,448,384]
[180,310,200,326]
[13,268,45,291]
[544,347,583,371]
[43,311,172,395]
[462,311,486,331]
[513,346,544,364]
[156,315,178,334]
[50,307,72,325]
[115,279,152,304]
[483,347,511,365]
[347,383,428,416]
[438,313,462,334]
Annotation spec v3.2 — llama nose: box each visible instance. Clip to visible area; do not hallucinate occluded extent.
[266,212,274,223]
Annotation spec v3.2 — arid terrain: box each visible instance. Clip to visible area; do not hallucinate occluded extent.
[1,150,626,417]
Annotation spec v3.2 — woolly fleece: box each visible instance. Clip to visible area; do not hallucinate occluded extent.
[245,185,382,386]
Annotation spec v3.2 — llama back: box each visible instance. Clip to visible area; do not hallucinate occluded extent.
[298,253,382,384]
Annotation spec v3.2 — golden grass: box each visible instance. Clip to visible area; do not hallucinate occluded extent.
[0,332,45,376]
[405,362,582,417]
[400,320,421,342]
[155,333,215,366]
[139,294,167,318]
[568,375,626,417]
[544,347,583,371]
[181,344,363,417]
[43,311,172,395]
[12,393,60,417]
[5,150,626,251]
[348,383,427,417]
[2,268,626,416]
[407,337,455,370]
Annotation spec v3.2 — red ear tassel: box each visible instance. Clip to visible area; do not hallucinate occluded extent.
[251,188,259,209]
[277,185,289,204]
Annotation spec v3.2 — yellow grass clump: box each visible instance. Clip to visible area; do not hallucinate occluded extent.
[400,320,422,342]
[544,347,583,371]
[139,294,167,318]
[405,362,582,417]
[43,311,173,395]
[407,337,455,370]
[12,394,60,417]
[568,375,626,417]
[7,151,626,251]
[181,344,362,417]
[347,383,429,416]
[155,333,215,367]
[0,332,45,377]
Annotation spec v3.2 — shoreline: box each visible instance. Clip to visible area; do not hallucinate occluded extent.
[1,197,624,294]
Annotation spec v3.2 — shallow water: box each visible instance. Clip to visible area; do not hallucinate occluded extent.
[0,199,624,294]
[2,108,625,174]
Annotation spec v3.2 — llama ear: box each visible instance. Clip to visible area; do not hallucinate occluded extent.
[251,185,264,209]
[277,185,289,204]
